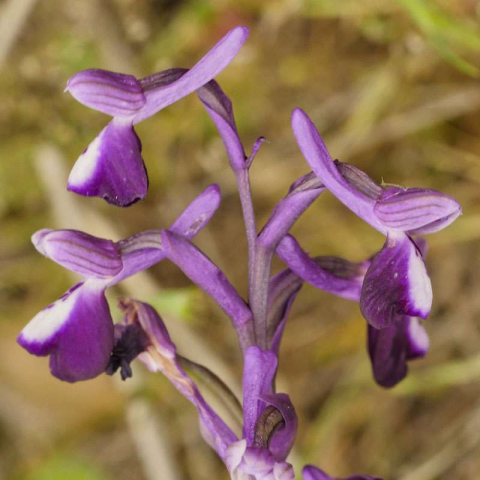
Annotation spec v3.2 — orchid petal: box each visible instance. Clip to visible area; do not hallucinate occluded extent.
[169,184,221,239]
[242,346,277,446]
[32,229,122,279]
[367,316,429,388]
[361,233,432,329]
[197,79,246,171]
[267,268,303,356]
[160,230,252,341]
[374,187,461,235]
[67,119,147,206]
[119,299,237,461]
[133,26,249,124]
[276,235,366,301]
[260,393,298,461]
[65,69,145,117]
[259,173,325,251]
[291,109,385,233]
[18,281,114,382]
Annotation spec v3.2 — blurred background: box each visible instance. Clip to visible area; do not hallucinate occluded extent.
[1,0,480,479]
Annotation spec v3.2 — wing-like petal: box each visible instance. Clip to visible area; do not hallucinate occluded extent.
[291,109,385,233]
[133,26,249,123]
[32,229,122,279]
[276,235,366,301]
[18,281,114,382]
[374,187,461,235]
[65,69,146,117]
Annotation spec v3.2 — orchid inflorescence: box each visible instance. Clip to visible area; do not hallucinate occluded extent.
[18,26,461,479]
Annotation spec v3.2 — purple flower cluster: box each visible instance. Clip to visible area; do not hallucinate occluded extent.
[18,26,461,479]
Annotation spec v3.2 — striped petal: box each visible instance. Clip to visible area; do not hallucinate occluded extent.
[32,229,122,279]
[65,69,146,117]
[374,187,461,235]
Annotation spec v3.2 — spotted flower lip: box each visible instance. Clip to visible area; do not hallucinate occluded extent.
[291,108,461,329]
[65,26,249,207]
[18,185,221,382]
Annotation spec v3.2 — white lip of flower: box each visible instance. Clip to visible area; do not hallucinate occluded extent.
[226,440,295,480]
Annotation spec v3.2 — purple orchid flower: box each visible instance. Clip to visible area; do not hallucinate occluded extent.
[109,299,297,479]
[276,234,430,388]
[291,108,461,330]
[109,299,379,479]
[17,185,222,382]
[65,26,249,206]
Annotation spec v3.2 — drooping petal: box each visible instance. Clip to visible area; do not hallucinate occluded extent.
[133,26,249,124]
[160,230,253,347]
[32,229,122,279]
[67,118,147,206]
[374,187,461,235]
[118,299,237,461]
[276,235,366,301]
[367,316,429,388]
[291,108,385,233]
[242,346,278,446]
[18,281,114,382]
[258,173,325,251]
[227,440,295,480]
[65,69,146,117]
[361,232,432,329]
[260,393,298,461]
[303,465,382,480]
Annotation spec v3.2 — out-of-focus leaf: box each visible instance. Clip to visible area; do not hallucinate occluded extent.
[397,0,480,76]
[26,456,108,480]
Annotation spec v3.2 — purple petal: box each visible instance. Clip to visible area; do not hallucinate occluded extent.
[303,465,382,480]
[276,235,366,301]
[169,184,221,239]
[197,79,246,171]
[242,346,278,446]
[368,316,429,388]
[65,69,146,117]
[160,230,252,340]
[258,173,325,251]
[374,187,461,235]
[32,229,122,279]
[133,26,249,124]
[291,108,385,233]
[267,269,303,355]
[67,119,147,207]
[18,281,114,382]
[260,393,298,461]
[361,233,432,329]
[120,299,237,461]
